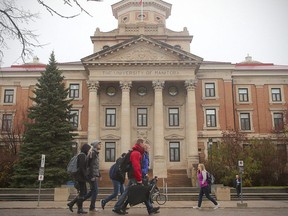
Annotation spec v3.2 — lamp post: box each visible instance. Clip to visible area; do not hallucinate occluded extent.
[72,142,78,155]
[208,138,213,171]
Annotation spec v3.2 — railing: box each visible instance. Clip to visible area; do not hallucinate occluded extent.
[0,187,287,201]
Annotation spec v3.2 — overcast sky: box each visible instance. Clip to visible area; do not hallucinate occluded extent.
[2,0,288,67]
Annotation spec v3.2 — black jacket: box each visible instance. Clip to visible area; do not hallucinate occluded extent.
[74,144,91,182]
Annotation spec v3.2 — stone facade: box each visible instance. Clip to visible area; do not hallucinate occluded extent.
[0,0,287,185]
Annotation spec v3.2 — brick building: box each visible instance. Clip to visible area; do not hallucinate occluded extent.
[0,0,287,186]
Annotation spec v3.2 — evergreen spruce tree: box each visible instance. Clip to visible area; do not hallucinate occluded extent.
[11,52,77,187]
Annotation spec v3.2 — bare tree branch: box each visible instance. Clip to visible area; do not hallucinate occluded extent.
[0,0,101,65]
[0,0,42,64]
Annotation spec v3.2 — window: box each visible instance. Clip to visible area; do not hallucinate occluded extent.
[205,83,215,97]
[105,142,116,162]
[4,89,14,103]
[174,45,181,49]
[69,110,79,128]
[271,88,282,102]
[169,142,180,162]
[137,108,147,127]
[238,88,249,102]
[1,114,13,132]
[169,108,179,127]
[273,113,284,130]
[240,113,251,130]
[69,84,80,98]
[206,109,216,127]
[106,108,116,127]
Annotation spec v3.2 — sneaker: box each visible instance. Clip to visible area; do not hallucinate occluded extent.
[112,208,127,215]
[77,209,88,214]
[148,207,160,215]
[100,199,106,210]
[193,206,202,209]
[214,204,220,209]
[89,208,99,212]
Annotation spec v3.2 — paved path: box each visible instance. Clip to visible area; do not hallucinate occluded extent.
[0,200,287,209]
[0,206,287,216]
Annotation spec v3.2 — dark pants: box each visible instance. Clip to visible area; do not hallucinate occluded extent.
[197,185,218,207]
[84,179,98,210]
[236,184,241,197]
[77,181,87,210]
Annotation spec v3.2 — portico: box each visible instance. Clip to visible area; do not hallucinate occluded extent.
[82,35,202,180]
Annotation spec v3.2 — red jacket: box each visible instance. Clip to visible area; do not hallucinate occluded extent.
[130,144,144,182]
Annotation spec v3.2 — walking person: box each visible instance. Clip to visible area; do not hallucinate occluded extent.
[193,163,219,210]
[67,143,91,214]
[112,139,160,215]
[100,153,126,209]
[234,174,242,198]
[141,143,151,186]
[83,140,102,212]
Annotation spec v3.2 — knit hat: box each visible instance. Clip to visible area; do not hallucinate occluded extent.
[91,140,101,148]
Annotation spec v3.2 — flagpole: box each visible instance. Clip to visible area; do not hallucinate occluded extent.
[140,0,144,22]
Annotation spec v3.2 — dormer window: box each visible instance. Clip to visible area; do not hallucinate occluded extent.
[103,45,110,50]
[174,45,181,49]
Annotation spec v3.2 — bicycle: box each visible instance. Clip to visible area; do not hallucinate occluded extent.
[149,176,167,205]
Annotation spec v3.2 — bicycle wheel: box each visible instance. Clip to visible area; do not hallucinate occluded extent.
[156,193,167,205]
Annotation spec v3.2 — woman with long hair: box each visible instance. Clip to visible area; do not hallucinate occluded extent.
[193,163,219,209]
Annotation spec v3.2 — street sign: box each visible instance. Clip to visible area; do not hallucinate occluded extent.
[238,160,244,167]
[40,154,45,168]
[38,175,44,181]
[38,154,45,181]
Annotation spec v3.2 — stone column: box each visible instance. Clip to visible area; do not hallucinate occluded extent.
[152,80,167,178]
[87,80,100,144]
[185,80,199,185]
[120,81,132,153]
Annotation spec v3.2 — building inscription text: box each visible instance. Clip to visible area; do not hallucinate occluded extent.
[102,70,180,76]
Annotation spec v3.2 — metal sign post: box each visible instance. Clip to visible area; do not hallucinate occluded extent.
[237,160,247,208]
[37,154,45,207]
[238,160,244,204]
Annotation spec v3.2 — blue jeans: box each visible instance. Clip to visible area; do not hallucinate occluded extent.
[197,185,218,207]
[103,179,124,204]
[84,179,98,210]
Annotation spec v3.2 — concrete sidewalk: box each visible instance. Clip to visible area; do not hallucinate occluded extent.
[0,200,287,209]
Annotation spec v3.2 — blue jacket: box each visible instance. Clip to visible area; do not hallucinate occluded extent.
[141,152,149,176]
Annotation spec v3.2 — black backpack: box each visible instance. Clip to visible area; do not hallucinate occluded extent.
[119,150,132,173]
[110,150,132,183]
[207,171,215,185]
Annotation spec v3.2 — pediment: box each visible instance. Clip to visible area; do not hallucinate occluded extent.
[100,134,121,140]
[164,134,185,140]
[82,35,202,66]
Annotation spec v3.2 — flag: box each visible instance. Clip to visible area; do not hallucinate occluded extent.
[139,0,143,5]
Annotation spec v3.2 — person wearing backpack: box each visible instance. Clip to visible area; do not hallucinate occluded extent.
[193,163,219,210]
[83,140,102,212]
[112,139,160,215]
[100,153,126,209]
[67,143,91,214]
